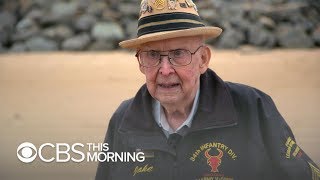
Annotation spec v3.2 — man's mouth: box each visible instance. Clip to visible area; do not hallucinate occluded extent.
[158,83,179,88]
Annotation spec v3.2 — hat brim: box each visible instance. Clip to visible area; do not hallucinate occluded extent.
[119,26,223,49]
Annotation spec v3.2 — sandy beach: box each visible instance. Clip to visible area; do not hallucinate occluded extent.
[0,49,319,180]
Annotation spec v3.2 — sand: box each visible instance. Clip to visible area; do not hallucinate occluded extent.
[0,49,319,180]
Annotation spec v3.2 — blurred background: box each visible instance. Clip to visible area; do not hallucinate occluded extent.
[0,0,320,52]
[0,0,319,180]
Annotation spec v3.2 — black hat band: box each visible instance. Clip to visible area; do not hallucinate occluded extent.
[137,12,205,37]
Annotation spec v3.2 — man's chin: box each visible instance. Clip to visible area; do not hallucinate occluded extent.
[156,96,181,106]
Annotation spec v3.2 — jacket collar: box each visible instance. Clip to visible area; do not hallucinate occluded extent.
[118,69,238,135]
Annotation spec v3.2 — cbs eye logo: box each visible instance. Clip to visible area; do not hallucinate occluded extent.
[17,142,37,163]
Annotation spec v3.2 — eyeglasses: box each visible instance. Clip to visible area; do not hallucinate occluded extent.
[136,45,203,67]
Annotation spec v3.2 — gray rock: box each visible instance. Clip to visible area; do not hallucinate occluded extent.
[33,0,54,9]
[12,18,39,41]
[89,40,115,51]
[199,9,219,22]
[87,1,107,16]
[74,14,97,32]
[10,42,27,52]
[18,0,34,16]
[260,0,287,4]
[208,0,225,9]
[12,27,39,42]
[312,26,320,45]
[265,2,307,23]
[101,9,121,22]
[119,3,140,16]
[25,36,58,51]
[247,3,271,21]
[217,26,245,49]
[16,18,36,31]
[0,0,19,12]
[62,33,91,51]
[0,27,10,45]
[42,25,74,41]
[220,5,244,22]
[230,17,251,32]
[276,24,314,48]
[0,44,6,53]
[122,18,138,38]
[49,1,79,23]
[248,24,276,48]
[258,16,276,30]
[91,22,125,41]
[289,13,315,32]
[0,11,17,30]
[77,0,91,10]
[25,8,45,22]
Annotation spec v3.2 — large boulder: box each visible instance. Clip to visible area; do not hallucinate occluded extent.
[312,26,320,45]
[276,24,314,48]
[10,42,27,53]
[12,17,39,41]
[47,1,80,24]
[25,36,58,51]
[0,11,17,30]
[0,44,6,53]
[0,11,17,44]
[91,22,125,41]
[62,33,91,51]
[122,18,138,39]
[118,3,140,17]
[73,14,97,32]
[217,26,245,49]
[0,27,10,45]
[264,2,308,23]
[89,40,115,51]
[248,24,276,48]
[25,8,45,22]
[32,0,54,9]
[42,25,74,41]
[87,1,107,16]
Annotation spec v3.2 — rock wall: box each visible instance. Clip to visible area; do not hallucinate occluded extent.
[0,0,319,52]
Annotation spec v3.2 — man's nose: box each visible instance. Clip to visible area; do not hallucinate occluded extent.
[159,56,175,76]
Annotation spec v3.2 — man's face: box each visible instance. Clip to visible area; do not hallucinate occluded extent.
[138,36,211,106]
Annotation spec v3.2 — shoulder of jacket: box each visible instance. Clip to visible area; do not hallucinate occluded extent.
[114,98,134,115]
[225,81,272,101]
[108,98,133,126]
[225,81,281,120]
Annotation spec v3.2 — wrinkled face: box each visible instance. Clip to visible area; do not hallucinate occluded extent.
[138,36,211,106]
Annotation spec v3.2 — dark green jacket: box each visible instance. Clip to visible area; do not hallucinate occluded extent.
[96,69,319,180]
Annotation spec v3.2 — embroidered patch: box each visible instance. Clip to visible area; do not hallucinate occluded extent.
[190,142,237,162]
[285,137,302,159]
[153,0,166,10]
[136,148,155,158]
[204,148,223,173]
[147,5,153,13]
[190,142,237,179]
[180,3,187,8]
[185,0,197,11]
[140,0,148,14]
[168,0,177,10]
[309,162,320,180]
[133,164,154,176]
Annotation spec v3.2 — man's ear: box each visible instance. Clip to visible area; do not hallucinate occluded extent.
[199,45,211,74]
[136,49,146,74]
[139,64,146,74]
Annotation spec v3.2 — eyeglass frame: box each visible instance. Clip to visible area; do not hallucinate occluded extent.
[135,45,204,67]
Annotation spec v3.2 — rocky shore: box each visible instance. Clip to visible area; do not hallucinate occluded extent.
[0,0,319,52]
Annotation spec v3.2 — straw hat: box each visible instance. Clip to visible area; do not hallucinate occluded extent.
[119,0,222,49]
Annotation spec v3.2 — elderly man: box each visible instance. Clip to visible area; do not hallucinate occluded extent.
[95,0,319,179]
